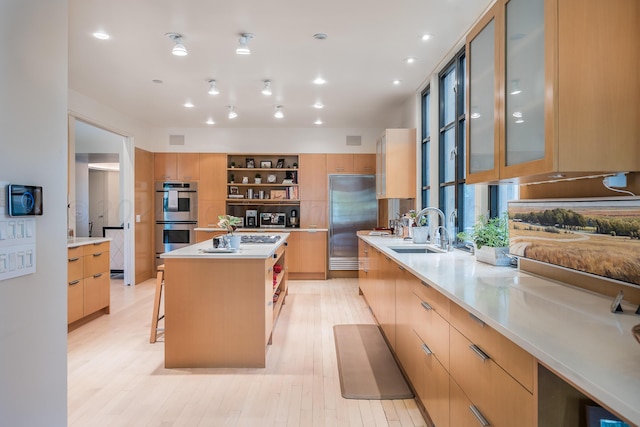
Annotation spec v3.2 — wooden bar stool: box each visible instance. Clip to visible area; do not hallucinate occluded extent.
[150,264,165,343]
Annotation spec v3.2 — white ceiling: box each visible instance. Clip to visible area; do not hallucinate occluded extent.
[69,0,492,129]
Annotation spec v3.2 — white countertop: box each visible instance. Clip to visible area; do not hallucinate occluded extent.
[161,232,289,260]
[359,234,640,424]
[195,227,327,232]
[67,237,112,248]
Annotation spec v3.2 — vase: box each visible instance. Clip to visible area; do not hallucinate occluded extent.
[228,235,241,250]
[412,226,430,244]
[474,245,511,266]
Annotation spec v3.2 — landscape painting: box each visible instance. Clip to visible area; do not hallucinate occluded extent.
[508,198,640,287]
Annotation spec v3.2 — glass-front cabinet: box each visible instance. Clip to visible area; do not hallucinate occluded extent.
[466,3,501,183]
[466,0,640,184]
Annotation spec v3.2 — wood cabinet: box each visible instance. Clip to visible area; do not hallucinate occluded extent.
[67,241,110,327]
[287,230,327,280]
[466,0,640,184]
[325,154,375,174]
[358,237,537,426]
[154,153,200,181]
[376,129,416,199]
[299,154,327,229]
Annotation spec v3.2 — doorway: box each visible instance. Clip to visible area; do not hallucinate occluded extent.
[69,117,135,286]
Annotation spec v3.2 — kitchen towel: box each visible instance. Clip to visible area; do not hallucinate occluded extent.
[167,190,178,211]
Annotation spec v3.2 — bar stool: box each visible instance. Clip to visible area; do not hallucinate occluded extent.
[150,264,165,343]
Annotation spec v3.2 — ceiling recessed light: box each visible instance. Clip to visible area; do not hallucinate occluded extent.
[208,80,220,95]
[274,105,284,119]
[313,102,324,109]
[206,118,215,125]
[403,57,416,64]
[227,106,237,119]
[313,33,328,40]
[314,119,323,125]
[393,79,402,85]
[184,101,194,108]
[313,77,326,85]
[420,33,433,41]
[93,31,110,40]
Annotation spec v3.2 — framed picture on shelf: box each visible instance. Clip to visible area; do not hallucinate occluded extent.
[246,158,255,168]
[229,186,239,195]
[260,160,272,168]
[270,189,287,200]
[276,158,285,169]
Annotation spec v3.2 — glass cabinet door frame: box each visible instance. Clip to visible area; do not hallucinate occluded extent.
[465,2,503,184]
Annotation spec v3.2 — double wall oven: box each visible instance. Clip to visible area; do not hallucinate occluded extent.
[155,182,197,265]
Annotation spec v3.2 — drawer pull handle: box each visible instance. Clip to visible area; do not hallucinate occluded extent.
[421,301,433,311]
[69,280,80,285]
[469,312,485,327]
[420,280,431,288]
[385,256,391,261]
[93,252,103,257]
[469,405,490,426]
[273,253,278,259]
[93,273,103,278]
[398,266,405,271]
[421,343,432,356]
[470,344,490,361]
[69,257,80,262]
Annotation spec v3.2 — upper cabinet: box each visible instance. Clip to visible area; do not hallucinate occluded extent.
[376,129,416,199]
[466,0,640,184]
[326,154,376,174]
[154,153,200,181]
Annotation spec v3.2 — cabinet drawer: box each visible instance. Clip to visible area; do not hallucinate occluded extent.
[449,302,534,392]
[450,378,485,427]
[414,331,450,427]
[412,280,450,321]
[412,293,450,371]
[67,256,83,282]
[84,251,110,276]
[83,273,109,315]
[68,246,83,259]
[83,241,109,256]
[67,278,84,324]
[449,327,534,427]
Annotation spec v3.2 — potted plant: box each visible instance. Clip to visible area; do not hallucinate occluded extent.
[457,213,511,266]
[254,173,262,184]
[229,173,235,184]
[217,215,242,249]
[230,161,236,168]
[292,162,298,169]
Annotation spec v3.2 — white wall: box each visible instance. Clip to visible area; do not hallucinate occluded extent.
[147,127,382,154]
[0,1,68,425]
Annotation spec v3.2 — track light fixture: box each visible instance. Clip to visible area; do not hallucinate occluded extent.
[227,106,238,119]
[261,80,272,96]
[236,33,254,55]
[208,80,220,95]
[166,32,187,56]
[274,105,284,119]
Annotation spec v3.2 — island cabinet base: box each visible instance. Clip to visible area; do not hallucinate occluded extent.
[163,252,287,368]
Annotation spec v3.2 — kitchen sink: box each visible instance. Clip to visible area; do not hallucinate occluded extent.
[388,246,442,254]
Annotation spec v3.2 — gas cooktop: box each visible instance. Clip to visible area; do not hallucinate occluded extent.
[240,235,281,244]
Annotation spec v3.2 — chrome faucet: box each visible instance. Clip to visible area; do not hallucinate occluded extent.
[435,226,453,251]
[415,207,453,251]
[415,207,445,229]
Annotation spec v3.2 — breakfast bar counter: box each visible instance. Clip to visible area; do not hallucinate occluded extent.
[160,233,289,368]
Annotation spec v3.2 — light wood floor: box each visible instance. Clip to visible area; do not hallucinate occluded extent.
[68,277,427,427]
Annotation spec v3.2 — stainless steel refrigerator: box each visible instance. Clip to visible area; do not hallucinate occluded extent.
[328,174,378,270]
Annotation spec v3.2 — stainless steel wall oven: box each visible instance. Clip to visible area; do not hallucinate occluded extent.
[155,182,198,265]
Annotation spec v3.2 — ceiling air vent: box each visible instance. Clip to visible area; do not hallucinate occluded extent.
[169,135,185,145]
[346,135,362,146]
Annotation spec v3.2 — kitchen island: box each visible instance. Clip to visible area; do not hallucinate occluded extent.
[160,233,289,368]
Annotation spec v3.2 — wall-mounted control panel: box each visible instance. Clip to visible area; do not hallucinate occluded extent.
[0,182,37,281]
